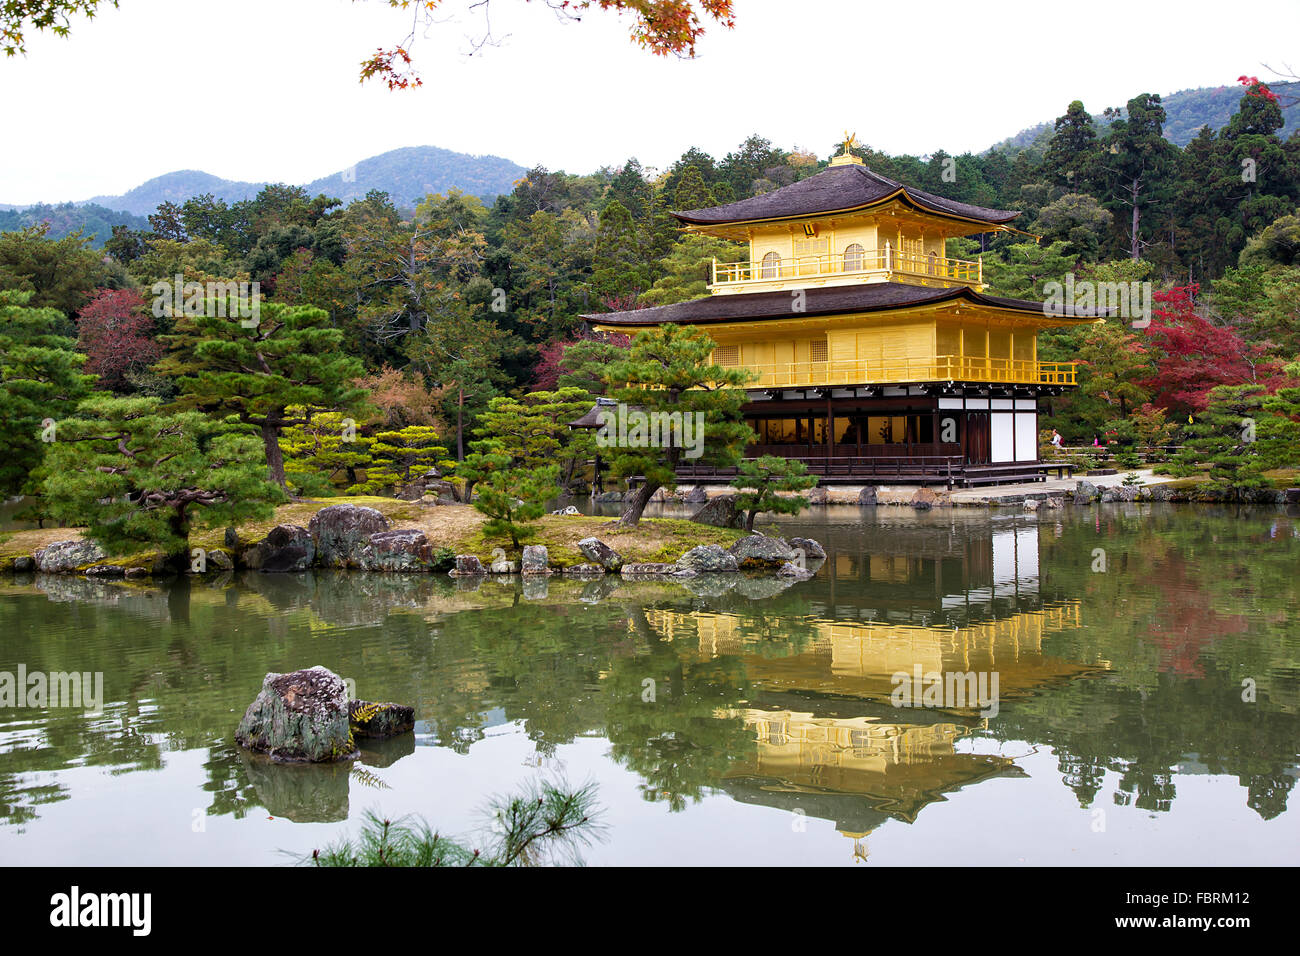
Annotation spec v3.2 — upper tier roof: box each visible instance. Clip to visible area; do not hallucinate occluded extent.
[672,161,1020,227]
[584,282,1105,326]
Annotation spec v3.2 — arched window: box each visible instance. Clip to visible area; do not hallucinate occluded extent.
[927,251,939,276]
[843,243,865,273]
[760,251,781,278]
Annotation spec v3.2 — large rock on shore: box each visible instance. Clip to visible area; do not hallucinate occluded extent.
[34,539,106,573]
[309,505,390,568]
[578,537,623,570]
[676,544,739,572]
[910,488,939,510]
[235,665,357,763]
[728,535,799,569]
[355,529,433,571]
[690,495,743,528]
[242,524,314,572]
[521,545,550,575]
[857,486,878,506]
[1073,480,1100,505]
[450,554,487,576]
[1101,485,1140,503]
[347,699,415,739]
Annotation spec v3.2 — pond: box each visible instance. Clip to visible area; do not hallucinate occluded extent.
[1,503,1298,865]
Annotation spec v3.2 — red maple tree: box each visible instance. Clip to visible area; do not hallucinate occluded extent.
[1140,285,1284,414]
[76,288,162,392]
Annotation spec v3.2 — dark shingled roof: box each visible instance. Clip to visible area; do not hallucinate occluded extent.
[568,399,618,428]
[584,282,1104,327]
[673,162,1020,227]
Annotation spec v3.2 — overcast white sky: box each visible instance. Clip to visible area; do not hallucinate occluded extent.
[1,0,1297,204]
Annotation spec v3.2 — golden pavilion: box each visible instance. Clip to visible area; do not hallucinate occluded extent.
[587,137,1100,486]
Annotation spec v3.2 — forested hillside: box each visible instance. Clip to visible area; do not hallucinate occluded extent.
[1,81,1298,492]
[0,202,150,247]
[990,80,1300,157]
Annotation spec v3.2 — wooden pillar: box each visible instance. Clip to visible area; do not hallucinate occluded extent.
[826,395,834,461]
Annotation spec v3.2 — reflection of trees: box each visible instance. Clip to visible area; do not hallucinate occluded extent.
[202,747,260,821]
[0,772,67,829]
[602,607,753,812]
[998,508,1300,819]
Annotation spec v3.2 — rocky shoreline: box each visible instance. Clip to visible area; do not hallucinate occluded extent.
[7,479,1297,579]
[6,502,825,583]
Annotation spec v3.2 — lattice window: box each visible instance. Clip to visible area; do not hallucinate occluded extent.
[793,237,829,258]
[713,344,740,366]
[759,252,781,278]
[809,338,828,363]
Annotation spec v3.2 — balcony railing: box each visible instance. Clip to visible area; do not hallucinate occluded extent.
[721,355,1076,388]
[711,246,982,288]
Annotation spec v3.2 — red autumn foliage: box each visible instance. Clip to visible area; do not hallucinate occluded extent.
[1142,549,1249,678]
[1140,285,1284,414]
[76,288,162,392]
[361,2,734,89]
[1238,75,1279,102]
[531,329,631,390]
[532,340,569,391]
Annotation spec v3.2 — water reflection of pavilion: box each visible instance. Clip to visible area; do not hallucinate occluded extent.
[647,522,1101,848]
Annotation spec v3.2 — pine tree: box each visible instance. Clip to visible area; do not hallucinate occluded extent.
[457,441,559,552]
[157,301,368,490]
[1087,94,1178,261]
[41,395,284,559]
[1042,100,1099,190]
[0,290,95,496]
[281,411,376,496]
[473,387,594,489]
[1161,384,1273,496]
[601,324,756,526]
[730,456,818,532]
[349,425,447,494]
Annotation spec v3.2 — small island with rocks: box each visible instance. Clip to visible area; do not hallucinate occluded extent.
[0,496,825,585]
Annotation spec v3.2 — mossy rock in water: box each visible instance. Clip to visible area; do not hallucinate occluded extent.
[33,539,106,573]
[727,535,798,569]
[235,665,357,762]
[676,544,739,572]
[348,699,415,739]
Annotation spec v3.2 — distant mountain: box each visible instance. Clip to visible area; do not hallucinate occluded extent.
[84,170,267,217]
[38,146,527,220]
[302,146,527,207]
[986,81,1300,157]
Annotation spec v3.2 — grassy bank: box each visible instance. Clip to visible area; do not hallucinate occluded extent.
[0,497,749,572]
